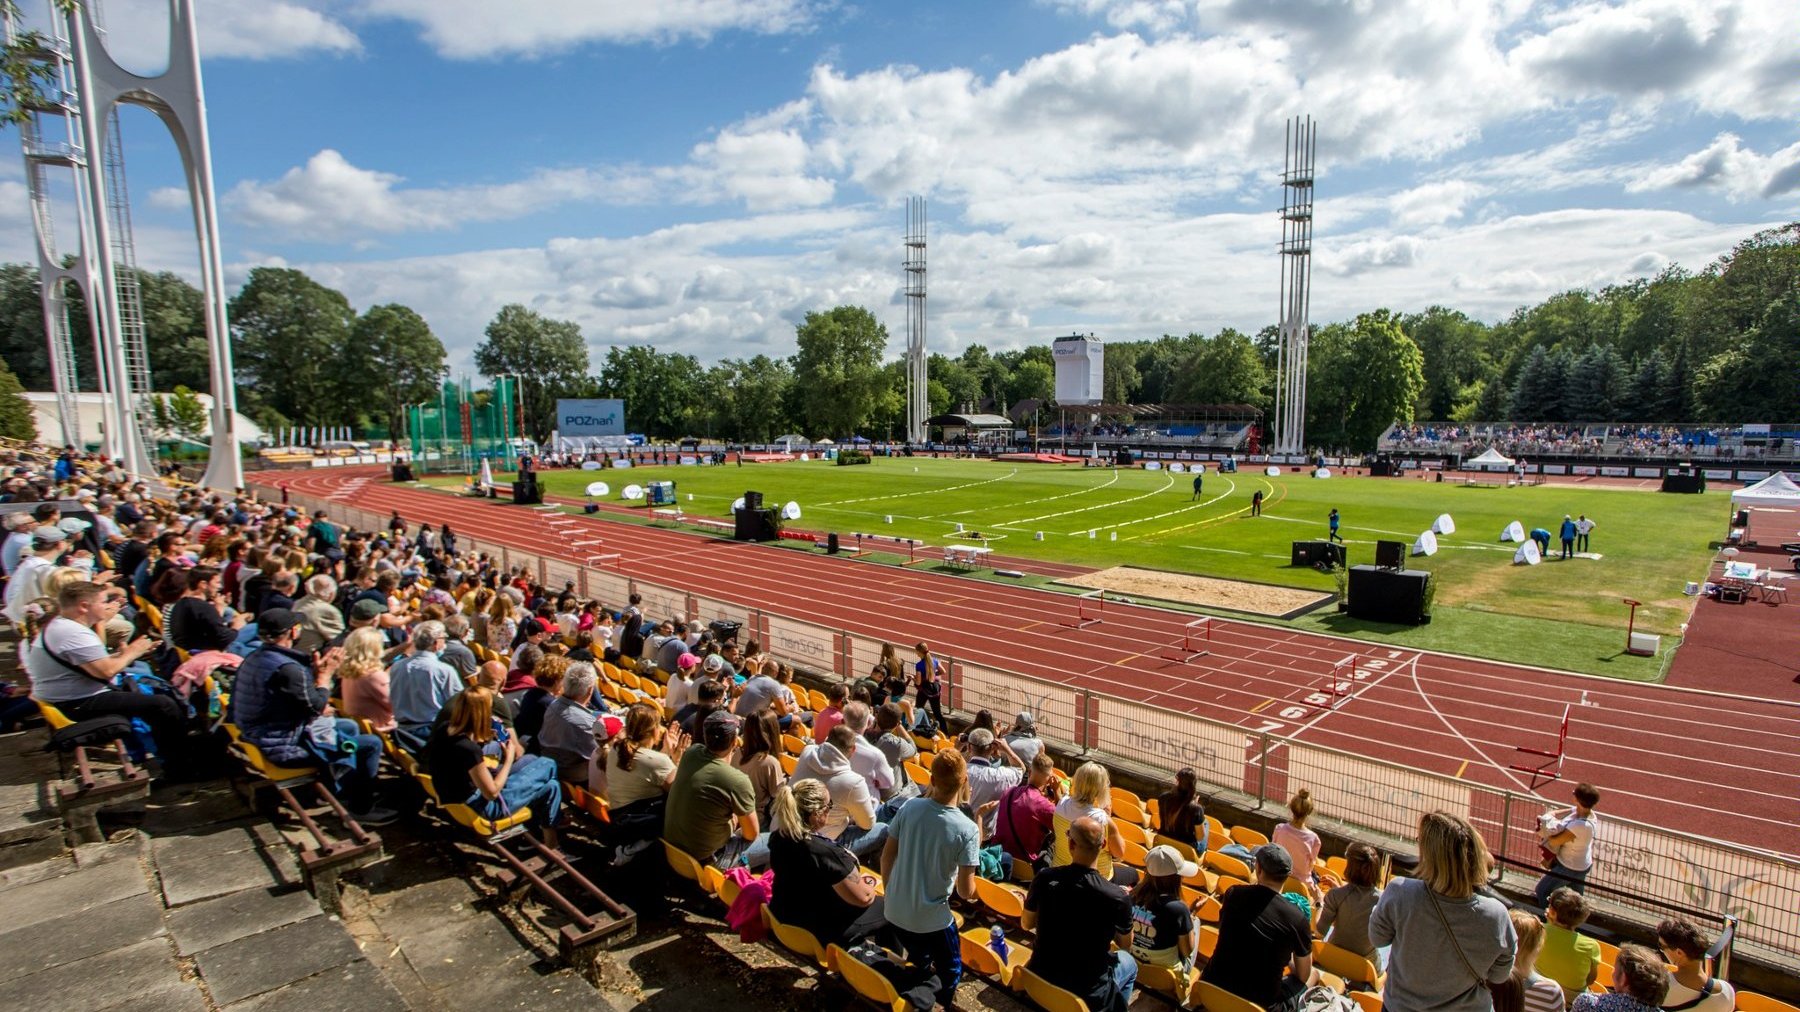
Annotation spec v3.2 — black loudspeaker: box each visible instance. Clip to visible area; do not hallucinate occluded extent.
[390,462,415,482]
[1348,565,1430,624]
[1375,540,1405,569]
[734,507,781,542]
[743,490,764,512]
[511,478,542,505]
[1291,541,1344,568]
[827,532,841,554]
[1661,471,1704,494]
[1734,508,1750,527]
[584,503,599,514]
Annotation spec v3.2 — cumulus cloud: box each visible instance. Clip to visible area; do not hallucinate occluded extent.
[354,0,821,58]
[92,0,358,71]
[1627,133,1800,202]
[1324,236,1427,276]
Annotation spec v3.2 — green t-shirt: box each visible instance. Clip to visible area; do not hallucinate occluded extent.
[1536,922,1601,999]
[663,745,755,863]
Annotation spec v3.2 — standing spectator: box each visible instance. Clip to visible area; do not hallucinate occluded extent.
[1559,515,1577,560]
[963,727,1024,836]
[1574,514,1595,554]
[912,641,947,732]
[1251,488,1263,516]
[1155,768,1207,853]
[1370,811,1515,1012]
[879,749,984,1012]
[1537,888,1602,1002]
[1535,783,1600,904]
[790,724,889,862]
[537,661,606,782]
[1654,919,1734,1012]
[812,681,848,744]
[1273,788,1324,899]
[995,752,1059,870]
[1004,711,1044,767]
[1023,815,1138,1012]
[1317,842,1385,969]
[1201,843,1314,1010]
[1570,945,1670,1012]
[767,779,891,950]
[664,711,760,867]
[1129,844,1200,973]
[389,621,460,751]
[1495,909,1567,1012]
[1051,762,1138,887]
[1328,508,1344,544]
[425,686,562,848]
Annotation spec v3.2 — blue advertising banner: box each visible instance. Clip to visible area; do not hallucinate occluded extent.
[556,399,625,436]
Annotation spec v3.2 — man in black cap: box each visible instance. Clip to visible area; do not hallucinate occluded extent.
[663,710,759,867]
[228,608,396,825]
[1201,842,1315,1010]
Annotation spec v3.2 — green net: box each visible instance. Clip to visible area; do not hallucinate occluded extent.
[406,377,521,473]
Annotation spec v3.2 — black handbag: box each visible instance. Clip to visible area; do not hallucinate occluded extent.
[45,715,134,752]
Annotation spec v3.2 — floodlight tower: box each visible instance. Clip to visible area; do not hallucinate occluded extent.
[1273,115,1315,456]
[904,196,928,444]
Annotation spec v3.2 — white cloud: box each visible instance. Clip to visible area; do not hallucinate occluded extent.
[1627,133,1800,202]
[90,0,358,72]
[353,0,821,58]
[1324,236,1428,276]
[1388,182,1490,228]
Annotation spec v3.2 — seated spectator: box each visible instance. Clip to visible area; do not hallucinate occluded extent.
[168,566,246,654]
[501,644,544,700]
[732,708,786,826]
[469,660,517,726]
[731,657,797,726]
[336,626,394,732]
[229,608,394,824]
[1537,887,1602,1001]
[868,702,919,804]
[1051,762,1138,887]
[1498,909,1568,1012]
[1371,811,1515,1012]
[1654,919,1732,1012]
[812,681,848,743]
[601,702,683,854]
[1155,767,1207,853]
[1130,844,1200,972]
[995,751,1059,870]
[664,711,759,867]
[1571,945,1670,1012]
[388,620,459,751]
[767,779,891,950]
[1004,710,1043,767]
[566,630,596,663]
[536,661,605,782]
[664,652,701,715]
[1024,815,1138,1012]
[27,581,190,775]
[879,749,984,1011]
[440,613,478,678]
[1202,843,1315,1010]
[676,677,726,738]
[839,701,895,806]
[426,686,562,847]
[789,724,889,862]
[1317,842,1384,968]
[293,577,342,656]
[264,571,300,611]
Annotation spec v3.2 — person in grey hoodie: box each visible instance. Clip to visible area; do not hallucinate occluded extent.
[1370,811,1516,1012]
[791,723,889,862]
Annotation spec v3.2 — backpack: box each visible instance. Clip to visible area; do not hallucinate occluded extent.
[44,715,135,752]
[1297,985,1359,1012]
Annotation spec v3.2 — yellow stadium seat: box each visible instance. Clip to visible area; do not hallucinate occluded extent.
[778,753,799,775]
[973,875,1027,922]
[1229,825,1268,848]
[903,761,931,787]
[1737,994,1800,1012]
[1109,786,1143,812]
[958,928,1031,987]
[1137,962,1197,1004]
[830,944,906,1011]
[807,688,829,713]
[1205,850,1252,881]
[1153,835,1199,863]
[1214,875,1250,895]
[1198,925,1220,960]
[764,908,831,970]
[1015,966,1090,1012]
[1112,796,1147,828]
[1314,940,1382,990]
[716,870,743,907]
[780,733,807,756]
[1191,978,1265,1012]
[662,839,710,889]
[1348,992,1382,1012]
[33,697,74,731]
[1119,838,1149,870]
[1116,818,1149,848]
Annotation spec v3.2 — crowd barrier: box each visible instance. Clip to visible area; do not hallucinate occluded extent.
[294,491,1800,958]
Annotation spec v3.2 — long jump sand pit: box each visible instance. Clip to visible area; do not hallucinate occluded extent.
[1057,566,1334,619]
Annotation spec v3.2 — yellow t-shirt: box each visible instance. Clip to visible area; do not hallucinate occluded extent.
[1536,922,1601,1001]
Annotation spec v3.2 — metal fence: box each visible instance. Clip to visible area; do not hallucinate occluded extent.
[278,486,1800,958]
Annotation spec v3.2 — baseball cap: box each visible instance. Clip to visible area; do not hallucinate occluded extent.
[1013,711,1036,733]
[1251,842,1293,881]
[1145,844,1201,879]
[702,710,742,750]
[966,727,994,750]
[702,654,725,674]
[676,652,701,671]
[257,607,303,638]
[57,517,92,533]
[31,525,68,547]
[350,599,385,621]
[597,714,625,740]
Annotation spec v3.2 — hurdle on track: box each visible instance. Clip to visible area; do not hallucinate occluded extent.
[1072,589,1106,629]
[1509,703,1571,789]
[1301,655,1360,711]
[585,553,623,570]
[1163,616,1213,662]
[571,539,607,548]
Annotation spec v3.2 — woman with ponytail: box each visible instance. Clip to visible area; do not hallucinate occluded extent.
[767,779,891,949]
[602,703,684,844]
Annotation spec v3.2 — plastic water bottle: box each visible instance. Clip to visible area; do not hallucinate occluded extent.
[989,924,1009,962]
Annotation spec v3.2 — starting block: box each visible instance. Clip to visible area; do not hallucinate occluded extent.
[1072,589,1106,629]
[1301,655,1361,711]
[1509,703,1570,789]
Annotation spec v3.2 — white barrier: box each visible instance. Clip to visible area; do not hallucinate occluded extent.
[583,566,631,608]
[1284,742,1471,838]
[691,594,751,632]
[953,660,1082,746]
[764,613,839,675]
[633,580,687,625]
[1088,696,1248,794]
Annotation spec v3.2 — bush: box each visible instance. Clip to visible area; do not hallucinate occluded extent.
[836,449,872,466]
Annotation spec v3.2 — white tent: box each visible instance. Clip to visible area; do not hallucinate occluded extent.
[1514,541,1541,565]
[1467,447,1515,471]
[1730,472,1800,507]
[1432,513,1456,535]
[1500,520,1525,542]
[1413,530,1439,556]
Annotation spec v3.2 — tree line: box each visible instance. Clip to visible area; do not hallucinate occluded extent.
[0,222,1791,452]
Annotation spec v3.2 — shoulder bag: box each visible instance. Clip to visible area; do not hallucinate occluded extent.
[1423,883,1491,991]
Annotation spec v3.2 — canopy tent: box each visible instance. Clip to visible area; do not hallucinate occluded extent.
[1730,472,1800,507]
[1466,447,1515,470]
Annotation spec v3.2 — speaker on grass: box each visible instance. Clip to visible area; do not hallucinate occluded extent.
[511,477,542,505]
[827,532,840,554]
[1375,539,1405,569]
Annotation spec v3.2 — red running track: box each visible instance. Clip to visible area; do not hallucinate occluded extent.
[264,468,1800,855]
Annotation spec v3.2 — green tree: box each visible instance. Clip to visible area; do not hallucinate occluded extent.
[1403,307,1494,419]
[1006,358,1054,407]
[726,354,794,442]
[229,267,355,426]
[790,305,889,437]
[1102,343,1140,404]
[1306,311,1425,450]
[1694,295,1800,422]
[0,354,36,440]
[1169,328,1268,406]
[1622,350,1668,420]
[474,304,590,441]
[1,2,78,128]
[593,345,702,438]
[166,384,207,442]
[342,304,446,438]
[1566,345,1622,421]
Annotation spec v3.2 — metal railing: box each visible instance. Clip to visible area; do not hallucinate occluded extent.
[295,490,1800,959]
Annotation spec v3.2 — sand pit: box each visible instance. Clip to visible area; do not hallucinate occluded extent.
[1057,566,1334,618]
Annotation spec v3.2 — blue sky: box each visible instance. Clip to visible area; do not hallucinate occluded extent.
[3,0,1795,379]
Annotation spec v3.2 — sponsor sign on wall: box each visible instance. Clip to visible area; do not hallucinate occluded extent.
[555,398,625,437]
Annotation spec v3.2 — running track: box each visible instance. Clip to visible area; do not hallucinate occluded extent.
[262,467,1800,855]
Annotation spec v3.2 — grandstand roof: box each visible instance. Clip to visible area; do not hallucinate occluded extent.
[926,412,1013,428]
[1053,402,1263,418]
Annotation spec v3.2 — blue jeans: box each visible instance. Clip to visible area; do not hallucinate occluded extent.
[1109,951,1139,1007]
[838,821,892,863]
[466,754,562,827]
[1535,859,1589,906]
[892,922,962,1010]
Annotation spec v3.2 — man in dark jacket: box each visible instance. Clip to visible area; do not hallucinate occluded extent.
[228,609,396,824]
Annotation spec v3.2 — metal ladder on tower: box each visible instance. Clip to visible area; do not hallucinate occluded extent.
[100,84,157,467]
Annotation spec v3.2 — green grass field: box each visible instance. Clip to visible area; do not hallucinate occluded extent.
[464,457,1725,679]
